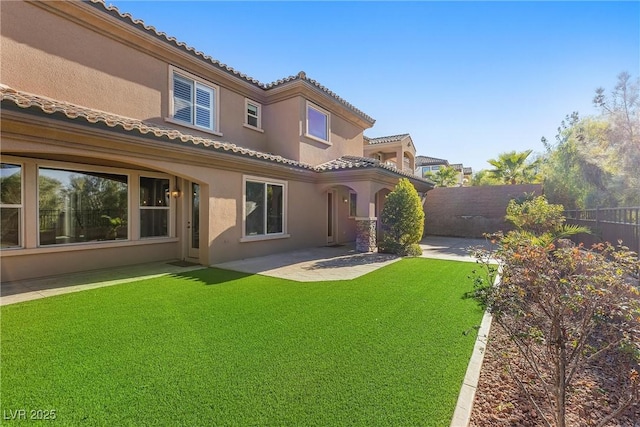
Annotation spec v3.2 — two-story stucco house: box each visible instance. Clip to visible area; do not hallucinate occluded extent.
[0,0,433,282]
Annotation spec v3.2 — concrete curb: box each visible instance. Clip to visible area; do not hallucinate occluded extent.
[450,309,493,426]
[450,273,499,427]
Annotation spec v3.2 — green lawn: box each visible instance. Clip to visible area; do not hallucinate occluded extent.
[1,258,483,426]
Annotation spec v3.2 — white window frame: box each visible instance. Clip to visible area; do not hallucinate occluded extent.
[167,66,222,136]
[243,98,263,132]
[241,175,289,242]
[305,100,331,145]
[139,174,173,240]
[0,161,24,250]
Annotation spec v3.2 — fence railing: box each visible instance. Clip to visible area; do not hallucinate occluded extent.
[564,207,640,253]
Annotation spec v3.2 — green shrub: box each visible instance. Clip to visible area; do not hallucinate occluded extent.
[379,178,425,256]
[403,243,424,257]
[505,195,565,235]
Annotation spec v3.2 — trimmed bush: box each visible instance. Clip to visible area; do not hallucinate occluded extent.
[379,178,425,256]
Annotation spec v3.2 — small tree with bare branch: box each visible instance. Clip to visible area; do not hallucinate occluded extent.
[472,197,640,427]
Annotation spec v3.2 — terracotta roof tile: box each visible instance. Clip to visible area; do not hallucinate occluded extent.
[316,156,433,185]
[89,1,374,124]
[364,134,410,145]
[415,156,449,166]
[2,86,428,185]
[0,85,314,170]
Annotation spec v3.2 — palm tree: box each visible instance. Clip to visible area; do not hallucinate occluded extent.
[425,165,459,187]
[487,150,539,184]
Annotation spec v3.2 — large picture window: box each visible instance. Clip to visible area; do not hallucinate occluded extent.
[244,178,286,238]
[171,68,219,133]
[38,168,128,245]
[1,163,23,249]
[140,177,170,238]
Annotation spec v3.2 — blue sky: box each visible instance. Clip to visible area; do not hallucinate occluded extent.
[108,1,639,172]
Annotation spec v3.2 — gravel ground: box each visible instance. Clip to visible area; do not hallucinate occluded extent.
[468,322,639,427]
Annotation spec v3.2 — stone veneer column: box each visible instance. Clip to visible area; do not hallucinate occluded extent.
[355,217,377,253]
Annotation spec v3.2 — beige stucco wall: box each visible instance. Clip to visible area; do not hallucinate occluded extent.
[1,1,164,121]
[264,97,302,161]
[1,242,179,282]
[0,1,269,151]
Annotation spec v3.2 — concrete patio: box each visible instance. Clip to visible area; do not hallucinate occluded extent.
[1,236,491,306]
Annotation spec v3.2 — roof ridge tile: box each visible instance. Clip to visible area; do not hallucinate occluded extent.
[92,1,372,122]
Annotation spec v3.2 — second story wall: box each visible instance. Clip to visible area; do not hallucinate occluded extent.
[1,1,372,163]
[298,97,364,166]
[0,1,269,151]
[1,1,165,122]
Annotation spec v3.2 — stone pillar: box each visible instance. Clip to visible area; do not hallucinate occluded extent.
[355,217,377,253]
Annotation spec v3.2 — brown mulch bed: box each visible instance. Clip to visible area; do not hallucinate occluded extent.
[468,322,640,427]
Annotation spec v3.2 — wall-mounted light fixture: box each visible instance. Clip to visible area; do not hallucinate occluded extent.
[342,197,348,203]
[170,188,181,198]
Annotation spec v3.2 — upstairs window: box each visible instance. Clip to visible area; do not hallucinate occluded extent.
[244,99,262,130]
[306,101,330,143]
[170,67,219,133]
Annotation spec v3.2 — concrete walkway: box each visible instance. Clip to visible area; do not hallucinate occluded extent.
[1,236,489,306]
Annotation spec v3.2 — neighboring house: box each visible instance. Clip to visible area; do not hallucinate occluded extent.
[415,156,472,186]
[0,0,433,282]
[363,134,416,175]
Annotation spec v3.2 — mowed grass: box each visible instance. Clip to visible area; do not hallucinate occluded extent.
[1,258,483,426]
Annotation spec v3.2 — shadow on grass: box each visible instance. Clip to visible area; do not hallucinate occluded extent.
[170,267,255,286]
[304,252,398,270]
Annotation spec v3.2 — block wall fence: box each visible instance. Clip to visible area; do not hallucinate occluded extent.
[423,184,543,238]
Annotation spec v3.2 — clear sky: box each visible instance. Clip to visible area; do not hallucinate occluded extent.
[108,1,639,172]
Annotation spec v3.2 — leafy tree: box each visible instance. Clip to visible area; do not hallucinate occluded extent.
[542,73,640,208]
[378,178,424,256]
[593,71,640,206]
[471,198,640,427]
[425,165,459,187]
[487,150,540,185]
[0,171,22,205]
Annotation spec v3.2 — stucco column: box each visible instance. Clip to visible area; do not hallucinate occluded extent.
[355,217,377,252]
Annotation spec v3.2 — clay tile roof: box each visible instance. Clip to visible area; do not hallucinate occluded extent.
[415,156,449,166]
[0,85,314,170]
[450,163,463,171]
[463,167,473,174]
[316,156,433,184]
[88,1,374,124]
[364,134,411,145]
[1,86,431,185]
[265,71,375,124]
